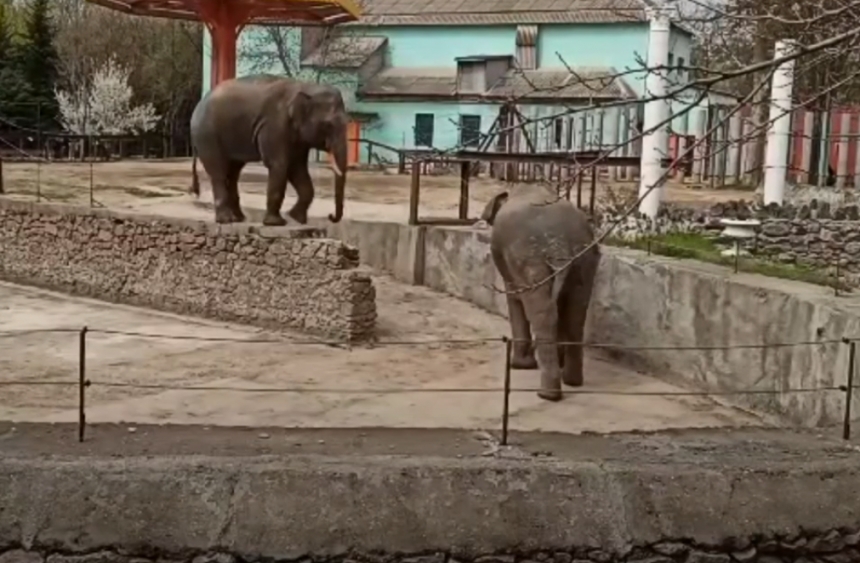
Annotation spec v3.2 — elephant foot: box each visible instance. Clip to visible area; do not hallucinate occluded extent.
[511,356,538,370]
[231,207,246,222]
[262,212,287,226]
[537,389,563,402]
[287,207,308,225]
[214,208,237,224]
[562,371,584,387]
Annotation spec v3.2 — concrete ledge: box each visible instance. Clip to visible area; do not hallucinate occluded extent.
[0,199,377,341]
[1,425,860,561]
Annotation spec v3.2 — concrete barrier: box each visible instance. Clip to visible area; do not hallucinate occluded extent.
[1,425,860,563]
[316,217,856,427]
[0,199,376,342]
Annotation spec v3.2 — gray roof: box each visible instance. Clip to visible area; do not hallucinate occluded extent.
[354,0,655,25]
[359,66,635,101]
[488,67,635,99]
[361,67,458,97]
[301,36,387,68]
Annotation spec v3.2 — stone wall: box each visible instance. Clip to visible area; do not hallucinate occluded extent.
[596,199,860,285]
[0,199,376,341]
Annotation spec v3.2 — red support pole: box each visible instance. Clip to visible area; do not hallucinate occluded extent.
[201,0,250,88]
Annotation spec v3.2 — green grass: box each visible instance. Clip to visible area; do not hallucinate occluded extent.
[606,231,845,291]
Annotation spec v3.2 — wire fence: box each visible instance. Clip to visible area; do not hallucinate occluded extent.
[1,325,857,446]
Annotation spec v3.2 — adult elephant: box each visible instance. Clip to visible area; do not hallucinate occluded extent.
[481,187,601,402]
[189,74,348,226]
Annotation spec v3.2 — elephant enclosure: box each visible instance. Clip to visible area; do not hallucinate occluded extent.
[1,158,766,435]
[0,279,762,433]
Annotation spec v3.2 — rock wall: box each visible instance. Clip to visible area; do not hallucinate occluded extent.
[597,199,860,286]
[0,199,376,341]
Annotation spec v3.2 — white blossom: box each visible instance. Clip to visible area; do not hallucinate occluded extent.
[55,57,160,135]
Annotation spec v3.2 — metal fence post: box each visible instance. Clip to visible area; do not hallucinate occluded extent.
[843,338,856,440]
[78,326,88,442]
[501,337,513,446]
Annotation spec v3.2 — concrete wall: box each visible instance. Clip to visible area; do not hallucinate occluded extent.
[316,217,858,427]
[0,200,377,342]
[3,427,860,562]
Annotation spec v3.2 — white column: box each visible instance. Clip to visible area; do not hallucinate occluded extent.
[763,40,796,205]
[638,7,672,218]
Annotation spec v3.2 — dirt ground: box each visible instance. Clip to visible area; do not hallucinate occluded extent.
[1,159,757,222]
[0,281,766,433]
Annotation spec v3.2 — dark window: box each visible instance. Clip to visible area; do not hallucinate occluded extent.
[553,118,564,148]
[667,53,674,70]
[460,114,481,148]
[677,56,686,81]
[414,113,434,147]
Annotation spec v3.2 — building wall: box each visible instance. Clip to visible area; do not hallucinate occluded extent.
[353,100,501,157]
[363,25,516,67]
[200,23,713,158]
[537,23,646,83]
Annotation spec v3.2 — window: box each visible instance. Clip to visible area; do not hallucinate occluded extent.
[667,53,674,70]
[460,115,482,148]
[553,118,564,149]
[677,56,686,82]
[457,61,486,93]
[414,113,434,147]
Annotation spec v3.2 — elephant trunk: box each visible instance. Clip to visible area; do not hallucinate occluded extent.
[328,131,347,223]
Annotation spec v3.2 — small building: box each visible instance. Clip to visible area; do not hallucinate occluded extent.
[202,0,735,169]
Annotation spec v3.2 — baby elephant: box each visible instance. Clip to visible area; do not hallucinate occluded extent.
[481,188,601,402]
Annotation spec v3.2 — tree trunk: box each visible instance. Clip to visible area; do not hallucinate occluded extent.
[749,31,769,187]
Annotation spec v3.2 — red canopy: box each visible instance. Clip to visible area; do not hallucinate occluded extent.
[87,0,362,87]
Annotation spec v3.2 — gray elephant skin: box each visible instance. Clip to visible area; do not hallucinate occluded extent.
[189,74,348,226]
[481,188,601,402]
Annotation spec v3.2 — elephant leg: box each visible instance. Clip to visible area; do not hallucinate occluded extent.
[522,289,563,402]
[286,154,314,225]
[562,256,598,387]
[507,295,537,369]
[263,163,289,226]
[200,158,234,224]
[556,293,568,370]
[226,160,246,222]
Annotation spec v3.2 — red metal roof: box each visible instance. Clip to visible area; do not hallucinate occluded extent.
[86,0,362,25]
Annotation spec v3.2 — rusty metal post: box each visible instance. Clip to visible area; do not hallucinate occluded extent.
[835,261,841,297]
[78,326,88,442]
[409,160,421,225]
[576,169,583,209]
[843,338,856,440]
[501,337,513,446]
[459,160,470,220]
[589,164,597,216]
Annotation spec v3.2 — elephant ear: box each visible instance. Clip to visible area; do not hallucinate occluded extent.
[288,90,312,125]
[480,191,509,225]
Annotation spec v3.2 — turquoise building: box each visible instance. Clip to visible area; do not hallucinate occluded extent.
[202,0,734,166]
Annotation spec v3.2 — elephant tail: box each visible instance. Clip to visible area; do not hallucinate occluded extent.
[190,153,200,197]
